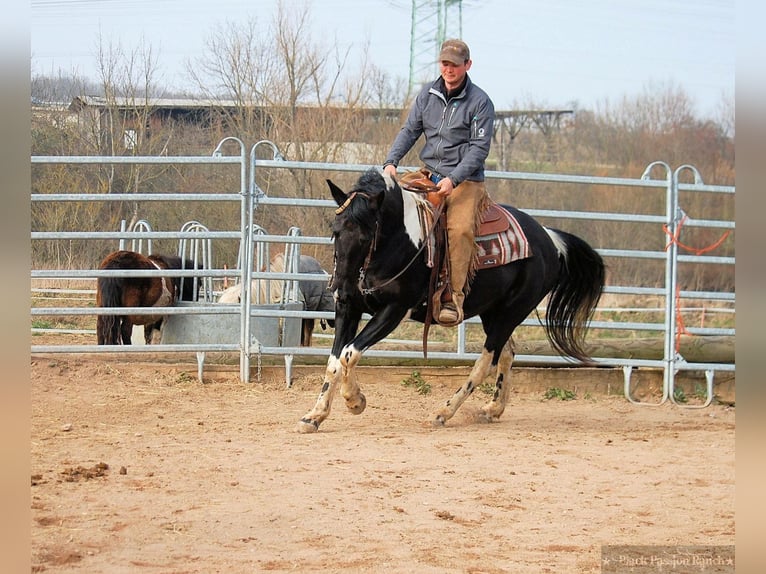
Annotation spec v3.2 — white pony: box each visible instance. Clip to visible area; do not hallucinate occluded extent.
[218,253,334,345]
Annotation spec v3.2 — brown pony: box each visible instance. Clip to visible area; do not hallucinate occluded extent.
[96,250,200,345]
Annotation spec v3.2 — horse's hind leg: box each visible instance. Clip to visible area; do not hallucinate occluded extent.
[433,348,495,426]
[479,339,515,421]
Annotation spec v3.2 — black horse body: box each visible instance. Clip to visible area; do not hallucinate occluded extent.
[297,170,605,433]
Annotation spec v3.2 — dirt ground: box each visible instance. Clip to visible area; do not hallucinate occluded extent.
[30,353,735,573]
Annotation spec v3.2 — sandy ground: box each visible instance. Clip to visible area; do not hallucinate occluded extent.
[30,354,735,573]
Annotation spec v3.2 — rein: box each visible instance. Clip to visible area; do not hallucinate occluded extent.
[338,190,445,296]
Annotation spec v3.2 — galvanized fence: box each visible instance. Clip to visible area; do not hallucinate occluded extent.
[31,140,735,407]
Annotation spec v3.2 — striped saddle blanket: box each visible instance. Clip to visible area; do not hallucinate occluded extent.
[474,203,531,269]
[417,199,531,270]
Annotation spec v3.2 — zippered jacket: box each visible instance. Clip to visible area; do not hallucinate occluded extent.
[384,75,495,186]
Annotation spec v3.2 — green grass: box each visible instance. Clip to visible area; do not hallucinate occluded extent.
[477,381,495,396]
[401,371,431,395]
[544,387,576,401]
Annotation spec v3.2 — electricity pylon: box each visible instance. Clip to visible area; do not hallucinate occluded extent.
[406,0,466,97]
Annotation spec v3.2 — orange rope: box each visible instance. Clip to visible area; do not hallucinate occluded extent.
[663,214,730,352]
[663,214,731,255]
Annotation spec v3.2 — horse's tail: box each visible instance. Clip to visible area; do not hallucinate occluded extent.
[543,229,605,363]
[96,276,123,345]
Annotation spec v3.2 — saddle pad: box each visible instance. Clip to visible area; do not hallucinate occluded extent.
[475,206,531,269]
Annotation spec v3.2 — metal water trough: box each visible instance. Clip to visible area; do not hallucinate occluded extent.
[159,301,303,383]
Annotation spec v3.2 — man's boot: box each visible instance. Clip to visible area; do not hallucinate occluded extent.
[438,290,463,326]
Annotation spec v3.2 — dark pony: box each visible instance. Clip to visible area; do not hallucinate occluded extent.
[294,254,335,346]
[96,250,200,345]
[297,169,605,432]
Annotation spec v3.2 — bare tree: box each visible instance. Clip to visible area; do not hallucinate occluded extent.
[184,0,406,240]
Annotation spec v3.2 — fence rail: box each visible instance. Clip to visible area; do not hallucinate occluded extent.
[31,140,735,407]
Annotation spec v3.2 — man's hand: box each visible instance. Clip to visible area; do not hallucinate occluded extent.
[383,164,398,179]
[437,177,454,197]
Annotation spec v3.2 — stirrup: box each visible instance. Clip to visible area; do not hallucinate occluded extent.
[436,302,461,326]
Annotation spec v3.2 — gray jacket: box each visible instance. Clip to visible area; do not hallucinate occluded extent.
[384,75,495,186]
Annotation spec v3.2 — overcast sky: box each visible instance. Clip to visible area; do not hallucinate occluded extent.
[31,0,736,118]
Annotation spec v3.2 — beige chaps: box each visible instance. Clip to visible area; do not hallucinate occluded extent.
[443,179,488,314]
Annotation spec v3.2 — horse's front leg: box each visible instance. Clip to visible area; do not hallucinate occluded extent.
[296,307,362,433]
[338,343,366,414]
[120,317,132,345]
[337,304,411,415]
[296,354,344,433]
[433,348,495,426]
[144,320,163,345]
[296,304,408,433]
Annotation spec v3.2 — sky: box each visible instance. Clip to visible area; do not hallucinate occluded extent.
[30,0,736,119]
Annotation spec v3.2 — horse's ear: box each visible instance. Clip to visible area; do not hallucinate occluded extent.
[327,179,348,207]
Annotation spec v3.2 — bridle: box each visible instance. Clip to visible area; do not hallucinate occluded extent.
[334,189,445,296]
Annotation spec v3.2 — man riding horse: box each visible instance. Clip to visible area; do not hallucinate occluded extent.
[383,38,494,327]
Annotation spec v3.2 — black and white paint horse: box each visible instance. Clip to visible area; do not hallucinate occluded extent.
[297,169,605,432]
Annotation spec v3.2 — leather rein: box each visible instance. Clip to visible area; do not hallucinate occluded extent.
[334,190,445,296]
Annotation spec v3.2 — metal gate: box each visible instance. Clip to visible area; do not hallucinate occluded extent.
[31,140,735,404]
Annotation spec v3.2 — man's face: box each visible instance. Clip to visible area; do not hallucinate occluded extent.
[440,59,472,89]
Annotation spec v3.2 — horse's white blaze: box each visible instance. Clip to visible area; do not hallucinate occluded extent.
[545,227,568,258]
[401,190,426,247]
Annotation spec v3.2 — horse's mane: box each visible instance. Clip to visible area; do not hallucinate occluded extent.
[351,169,388,194]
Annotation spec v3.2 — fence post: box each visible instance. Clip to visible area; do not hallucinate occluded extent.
[245,140,286,383]
[668,165,704,404]
[212,137,248,381]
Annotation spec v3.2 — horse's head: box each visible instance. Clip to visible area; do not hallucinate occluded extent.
[327,170,392,289]
[154,254,202,301]
[328,169,389,228]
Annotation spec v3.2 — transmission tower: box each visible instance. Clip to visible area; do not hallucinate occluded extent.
[407,0,466,97]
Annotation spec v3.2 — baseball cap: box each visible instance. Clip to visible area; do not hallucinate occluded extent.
[438,39,470,65]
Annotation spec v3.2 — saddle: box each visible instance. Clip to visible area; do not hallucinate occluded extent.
[399,169,530,343]
[398,169,444,206]
[399,169,513,236]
